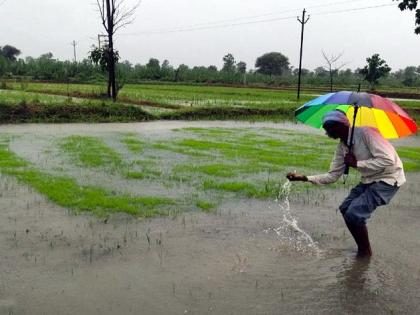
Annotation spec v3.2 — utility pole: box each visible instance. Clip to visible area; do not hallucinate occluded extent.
[297,8,310,100]
[71,40,77,62]
[97,34,108,49]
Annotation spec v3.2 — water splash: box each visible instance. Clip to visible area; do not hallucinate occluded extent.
[265,181,321,255]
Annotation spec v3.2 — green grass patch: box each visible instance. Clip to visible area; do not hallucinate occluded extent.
[0,90,153,123]
[203,179,270,199]
[59,136,122,168]
[3,82,419,123]
[2,127,416,219]
[0,143,176,217]
[397,146,420,171]
[122,134,144,153]
[196,200,216,212]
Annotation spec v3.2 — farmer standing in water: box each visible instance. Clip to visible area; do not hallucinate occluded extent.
[286,109,405,258]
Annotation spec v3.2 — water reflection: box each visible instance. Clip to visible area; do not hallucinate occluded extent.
[339,257,372,292]
[333,256,392,314]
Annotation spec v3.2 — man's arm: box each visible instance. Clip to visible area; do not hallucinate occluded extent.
[287,143,346,185]
[306,143,346,185]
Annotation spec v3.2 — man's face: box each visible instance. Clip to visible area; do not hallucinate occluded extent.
[323,122,341,139]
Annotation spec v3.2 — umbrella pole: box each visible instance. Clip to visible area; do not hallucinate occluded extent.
[344,105,359,176]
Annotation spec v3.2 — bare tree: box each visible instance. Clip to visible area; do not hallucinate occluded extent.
[96,0,139,100]
[322,51,348,92]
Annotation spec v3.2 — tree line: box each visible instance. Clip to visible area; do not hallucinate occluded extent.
[1,45,420,91]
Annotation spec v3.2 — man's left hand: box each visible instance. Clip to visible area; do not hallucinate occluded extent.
[344,153,357,168]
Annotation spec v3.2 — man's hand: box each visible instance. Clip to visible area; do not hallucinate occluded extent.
[344,153,357,168]
[286,171,308,182]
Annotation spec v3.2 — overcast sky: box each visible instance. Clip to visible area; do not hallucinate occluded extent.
[1,0,420,71]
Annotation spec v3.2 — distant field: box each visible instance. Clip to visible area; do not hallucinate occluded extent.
[1,82,419,123]
[4,81,314,107]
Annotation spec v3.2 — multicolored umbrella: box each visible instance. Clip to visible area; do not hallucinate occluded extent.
[295,91,418,139]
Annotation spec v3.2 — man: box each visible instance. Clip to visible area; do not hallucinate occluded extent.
[286,109,405,258]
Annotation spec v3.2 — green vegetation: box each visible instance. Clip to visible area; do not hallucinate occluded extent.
[0,141,176,217]
[122,134,144,153]
[1,82,420,122]
[396,146,420,171]
[59,135,161,179]
[1,128,418,218]
[59,136,122,168]
[0,89,153,123]
[196,200,216,212]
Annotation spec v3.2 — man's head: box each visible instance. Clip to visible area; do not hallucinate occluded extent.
[322,110,350,140]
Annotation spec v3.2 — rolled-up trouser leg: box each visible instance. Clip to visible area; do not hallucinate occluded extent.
[340,181,399,227]
[339,181,399,257]
[339,183,368,248]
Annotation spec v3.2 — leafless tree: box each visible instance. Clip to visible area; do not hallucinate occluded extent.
[322,51,348,92]
[96,0,139,100]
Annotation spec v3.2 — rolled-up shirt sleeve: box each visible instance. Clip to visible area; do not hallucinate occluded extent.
[356,129,395,171]
[306,143,346,185]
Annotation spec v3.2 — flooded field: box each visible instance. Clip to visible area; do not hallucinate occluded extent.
[0,121,419,314]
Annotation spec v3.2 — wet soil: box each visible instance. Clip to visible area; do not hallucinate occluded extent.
[0,121,419,315]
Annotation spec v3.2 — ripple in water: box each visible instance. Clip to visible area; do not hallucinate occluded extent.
[265,181,321,256]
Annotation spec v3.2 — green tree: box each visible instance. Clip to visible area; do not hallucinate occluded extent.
[174,64,189,82]
[236,61,247,74]
[89,45,120,94]
[359,54,391,89]
[314,66,328,77]
[398,66,419,86]
[0,45,21,61]
[160,60,174,80]
[222,53,236,72]
[394,0,420,34]
[255,52,290,77]
[0,55,8,77]
[146,58,161,79]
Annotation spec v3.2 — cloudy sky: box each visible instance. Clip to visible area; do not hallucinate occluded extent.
[1,0,419,71]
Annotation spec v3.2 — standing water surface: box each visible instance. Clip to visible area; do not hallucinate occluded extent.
[0,121,419,314]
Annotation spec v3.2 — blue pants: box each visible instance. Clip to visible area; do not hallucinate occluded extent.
[339,181,399,226]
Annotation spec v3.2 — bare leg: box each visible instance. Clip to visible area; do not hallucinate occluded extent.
[353,224,372,258]
[343,216,372,258]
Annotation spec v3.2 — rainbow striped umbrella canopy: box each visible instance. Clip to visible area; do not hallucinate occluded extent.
[295,91,418,139]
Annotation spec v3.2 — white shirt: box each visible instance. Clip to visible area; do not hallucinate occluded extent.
[307,126,406,187]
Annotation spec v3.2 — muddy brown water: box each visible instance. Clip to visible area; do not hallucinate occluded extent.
[0,121,419,315]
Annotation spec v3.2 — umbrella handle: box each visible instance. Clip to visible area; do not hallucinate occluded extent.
[343,104,359,180]
[344,164,350,175]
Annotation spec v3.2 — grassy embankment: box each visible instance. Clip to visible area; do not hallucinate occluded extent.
[2,82,420,123]
[1,127,419,218]
[0,82,317,122]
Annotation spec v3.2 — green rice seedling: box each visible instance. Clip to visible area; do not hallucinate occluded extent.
[0,143,176,217]
[196,200,216,212]
[122,134,144,153]
[173,163,237,178]
[397,146,420,171]
[59,135,123,169]
[203,179,270,198]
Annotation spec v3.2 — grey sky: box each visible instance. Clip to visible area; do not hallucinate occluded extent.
[1,0,419,71]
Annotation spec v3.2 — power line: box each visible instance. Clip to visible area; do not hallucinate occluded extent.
[146,0,370,30]
[310,3,395,17]
[122,1,395,36]
[123,15,298,35]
